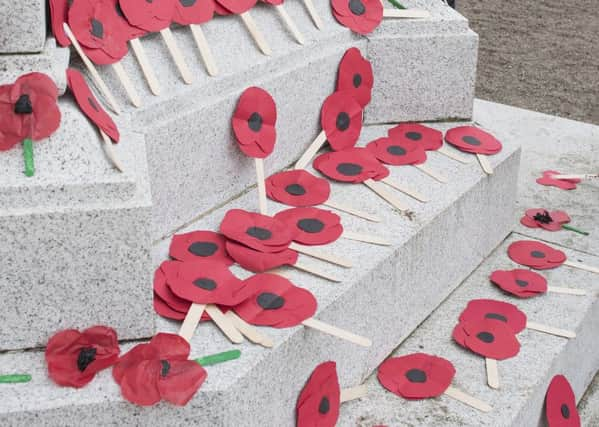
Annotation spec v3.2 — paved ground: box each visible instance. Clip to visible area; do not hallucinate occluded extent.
[458,0,599,125]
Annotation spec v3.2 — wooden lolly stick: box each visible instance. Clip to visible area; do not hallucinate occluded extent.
[364,179,407,211]
[225,311,274,348]
[444,385,493,412]
[290,242,352,268]
[239,11,272,56]
[129,38,161,96]
[485,358,499,389]
[63,23,121,115]
[160,28,194,84]
[295,130,327,169]
[380,177,428,202]
[179,303,206,342]
[99,130,124,172]
[339,384,368,403]
[267,267,291,278]
[205,305,244,344]
[564,260,599,274]
[323,200,382,223]
[476,154,493,175]
[275,5,304,45]
[111,62,142,107]
[343,230,391,246]
[547,286,587,296]
[414,164,448,183]
[526,321,576,338]
[383,9,430,18]
[293,259,341,282]
[551,173,598,180]
[302,0,323,29]
[302,317,372,347]
[189,24,219,76]
[437,146,471,163]
[255,158,268,215]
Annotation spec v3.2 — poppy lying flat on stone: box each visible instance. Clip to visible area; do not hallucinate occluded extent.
[296,361,341,427]
[214,0,257,14]
[520,209,571,232]
[459,299,527,334]
[490,269,549,298]
[536,170,581,190]
[452,319,520,360]
[172,0,215,25]
[388,123,443,151]
[266,170,331,207]
[321,91,363,151]
[169,230,234,265]
[45,326,120,388]
[232,86,277,158]
[119,0,174,32]
[225,240,299,272]
[444,125,502,155]
[336,47,374,108]
[314,147,389,183]
[507,240,567,270]
[366,136,427,166]
[274,207,344,246]
[331,0,383,35]
[545,374,581,427]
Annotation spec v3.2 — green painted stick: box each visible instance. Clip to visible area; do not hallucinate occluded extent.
[562,224,589,235]
[23,138,34,177]
[195,350,241,367]
[387,0,406,9]
[0,374,32,384]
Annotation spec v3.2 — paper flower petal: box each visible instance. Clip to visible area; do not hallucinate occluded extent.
[172,0,215,25]
[331,0,383,35]
[452,319,520,360]
[296,361,341,427]
[489,269,548,298]
[321,91,363,151]
[49,0,71,46]
[220,209,295,253]
[459,299,527,334]
[545,374,581,427]
[445,126,502,155]
[266,170,331,207]
[388,123,443,151]
[507,240,567,270]
[336,47,373,108]
[232,86,277,158]
[536,170,580,190]
[119,0,174,32]
[366,136,427,166]
[313,147,389,183]
[214,0,257,14]
[274,207,343,246]
[169,230,233,265]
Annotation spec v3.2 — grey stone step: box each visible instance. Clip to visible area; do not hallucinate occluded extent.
[0,0,46,53]
[579,370,599,425]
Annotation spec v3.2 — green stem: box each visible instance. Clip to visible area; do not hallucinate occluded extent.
[387,0,406,9]
[0,374,32,384]
[195,350,241,367]
[23,138,34,177]
[562,224,589,236]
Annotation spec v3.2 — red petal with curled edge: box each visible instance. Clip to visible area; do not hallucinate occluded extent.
[536,170,580,190]
[225,240,298,272]
[545,374,581,427]
[459,299,527,334]
[266,169,331,207]
[158,360,207,405]
[154,261,193,312]
[377,353,455,400]
[214,0,257,15]
[453,319,520,360]
[119,0,174,32]
[274,207,343,246]
[233,273,317,328]
[0,84,23,151]
[321,91,363,151]
[232,87,277,158]
[119,359,162,406]
[220,209,295,253]
[313,147,389,183]
[336,47,373,108]
[262,0,283,5]
[489,269,548,298]
[388,123,443,151]
[331,0,383,35]
[172,0,215,25]
[507,240,567,270]
[366,136,427,166]
[49,0,71,46]
[296,361,341,427]
[445,126,502,155]
[169,230,233,265]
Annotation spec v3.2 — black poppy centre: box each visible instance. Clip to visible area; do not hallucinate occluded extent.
[405,368,427,383]
[90,18,104,39]
[88,97,100,112]
[188,241,219,257]
[405,131,422,141]
[318,396,330,414]
[246,226,272,240]
[462,136,481,146]
[353,73,362,88]
[77,347,97,372]
[297,218,325,234]
[14,94,33,114]
[515,279,529,287]
[476,331,495,343]
[348,0,366,15]
[561,403,571,419]
[531,250,546,259]
[336,162,363,176]
[248,112,263,132]
[160,360,171,377]
[484,312,508,323]
[257,292,285,310]
[285,184,306,196]
[180,0,197,6]
[193,278,217,290]
[386,145,407,156]
[336,112,351,131]
[533,211,553,224]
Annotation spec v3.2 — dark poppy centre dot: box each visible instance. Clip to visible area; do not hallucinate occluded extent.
[246,226,272,240]
[318,396,330,414]
[14,94,33,114]
[188,241,219,257]
[160,360,171,377]
[88,97,100,112]
[248,112,263,132]
[387,145,407,156]
[533,211,553,224]
[193,278,217,291]
[485,312,508,323]
[531,250,546,258]
[257,292,285,310]
[336,162,363,176]
[179,0,197,6]
[285,184,306,196]
[297,218,325,234]
[405,131,422,141]
[405,368,427,383]
[561,403,570,419]
[353,73,362,88]
[348,0,366,15]
[476,331,495,343]
[90,18,104,39]
[462,135,482,146]
[77,347,97,372]
[515,279,529,287]
[336,112,351,131]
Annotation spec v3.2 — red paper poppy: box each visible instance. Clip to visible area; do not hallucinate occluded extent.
[0,73,61,151]
[233,273,317,328]
[377,353,455,400]
[320,91,363,151]
[336,47,373,108]
[112,0,147,40]
[490,269,548,298]
[66,68,119,142]
[331,0,383,35]
[49,0,71,46]
[296,361,341,427]
[520,209,571,232]
[45,326,120,388]
[366,136,427,166]
[266,170,331,207]
[274,207,343,246]
[445,126,502,155]
[68,0,129,65]
[214,0,257,15]
[459,299,527,334]
[119,0,174,32]
[225,240,298,272]
[113,333,207,406]
[232,87,277,159]
[388,123,443,152]
[220,209,295,253]
[313,147,389,183]
[545,374,581,427]
[536,170,580,190]
[154,293,187,320]
[172,0,215,25]
[507,240,567,270]
[452,319,520,360]
[169,230,233,265]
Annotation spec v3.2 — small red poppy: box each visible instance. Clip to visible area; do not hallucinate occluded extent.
[45,325,120,388]
[445,126,502,155]
[49,0,71,46]
[68,0,129,65]
[225,240,298,272]
[336,47,374,108]
[169,230,233,265]
[313,147,389,183]
[266,170,331,207]
[232,87,277,159]
[274,207,343,246]
[490,269,548,298]
[119,0,174,32]
[507,240,567,270]
[520,208,571,231]
[545,374,581,427]
[366,136,427,166]
[0,72,61,151]
[377,353,455,399]
[214,0,257,15]
[452,319,520,360]
[296,361,341,427]
[220,209,296,253]
[233,273,317,328]
[172,0,215,25]
[113,333,207,406]
[331,0,383,35]
[321,91,363,151]
[388,123,443,151]
[459,299,527,334]
[536,170,580,190]
[67,68,119,142]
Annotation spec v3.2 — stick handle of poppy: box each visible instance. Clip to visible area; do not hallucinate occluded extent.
[380,177,428,203]
[476,154,494,175]
[160,28,194,84]
[562,224,589,235]
[563,260,599,274]
[485,358,499,389]
[205,305,245,344]
[382,8,431,18]
[437,145,472,164]
[295,130,327,170]
[290,243,352,268]
[111,62,142,108]
[339,384,368,403]
[526,321,576,339]
[343,230,391,246]
[22,138,34,177]
[99,130,125,172]
[255,158,268,215]
[129,38,161,96]
[195,349,241,367]
[547,286,587,296]
[0,374,32,384]
[551,174,599,180]
[240,12,272,56]
[275,5,305,45]
[189,24,219,76]
[302,317,372,347]
[302,0,324,29]
[364,179,408,211]
[323,200,382,223]
[444,385,493,413]
[179,303,206,342]
[414,164,448,183]
[293,260,342,282]
[225,311,274,348]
